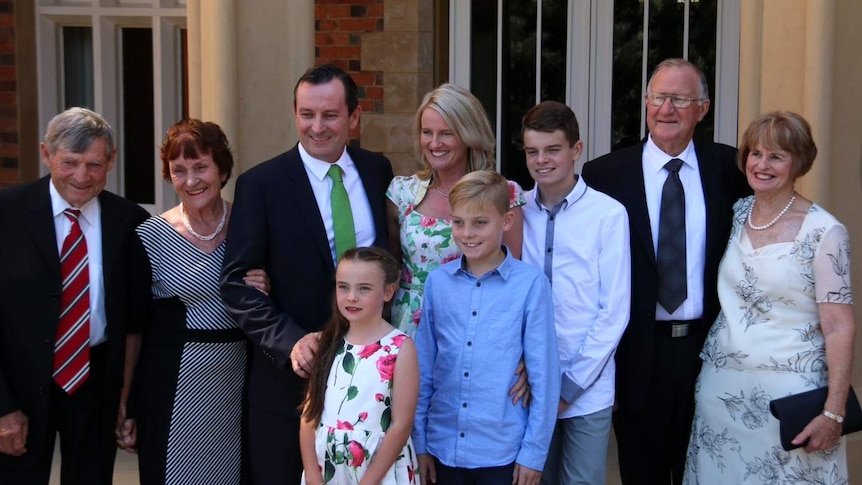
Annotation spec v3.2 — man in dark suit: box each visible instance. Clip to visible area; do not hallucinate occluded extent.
[220,64,394,485]
[582,59,750,485]
[0,107,150,484]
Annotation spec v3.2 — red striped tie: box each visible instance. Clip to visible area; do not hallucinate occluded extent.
[53,208,90,395]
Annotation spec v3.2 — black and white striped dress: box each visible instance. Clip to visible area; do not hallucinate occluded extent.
[134,216,247,485]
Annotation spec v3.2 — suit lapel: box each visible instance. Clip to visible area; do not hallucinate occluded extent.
[24,177,61,278]
[283,146,336,273]
[696,142,723,267]
[625,146,657,265]
[99,192,123,290]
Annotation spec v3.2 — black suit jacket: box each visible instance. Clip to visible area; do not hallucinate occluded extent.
[221,144,394,413]
[582,140,750,410]
[0,176,150,466]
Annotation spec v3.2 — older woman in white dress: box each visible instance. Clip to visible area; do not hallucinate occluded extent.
[684,111,855,484]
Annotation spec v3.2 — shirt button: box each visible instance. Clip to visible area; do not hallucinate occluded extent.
[471,311,477,316]
[549,215,555,221]
[462,402,468,408]
[547,247,553,253]
[460,432,465,438]
[476,282,481,288]
[464,372,469,377]
[467,341,472,346]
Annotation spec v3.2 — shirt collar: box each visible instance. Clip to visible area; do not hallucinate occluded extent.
[645,135,697,174]
[48,178,100,226]
[532,174,586,213]
[298,142,352,182]
[449,245,514,281]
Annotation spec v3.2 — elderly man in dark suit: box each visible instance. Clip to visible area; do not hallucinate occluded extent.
[582,59,750,485]
[220,64,394,485]
[0,107,150,484]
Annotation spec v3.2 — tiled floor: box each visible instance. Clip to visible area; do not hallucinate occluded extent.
[49,431,861,485]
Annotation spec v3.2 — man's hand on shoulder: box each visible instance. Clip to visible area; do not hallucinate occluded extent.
[0,409,28,456]
[291,332,322,378]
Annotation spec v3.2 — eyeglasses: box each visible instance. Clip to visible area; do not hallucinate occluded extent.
[645,93,704,109]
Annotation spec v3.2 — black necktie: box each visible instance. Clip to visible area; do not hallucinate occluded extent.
[656,158,687,313]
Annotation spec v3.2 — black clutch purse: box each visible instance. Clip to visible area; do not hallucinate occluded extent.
[769,386,862,451]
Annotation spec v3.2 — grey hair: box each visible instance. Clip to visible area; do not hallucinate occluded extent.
[43,107,115,157]
[647,58,710,103]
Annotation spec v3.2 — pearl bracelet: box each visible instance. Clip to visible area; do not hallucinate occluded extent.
[823,409,844,423]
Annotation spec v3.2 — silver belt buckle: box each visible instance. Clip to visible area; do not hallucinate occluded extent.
[671,322,691,338]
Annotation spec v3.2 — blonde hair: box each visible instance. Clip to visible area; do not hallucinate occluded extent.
[415,84,495,182]
[448,170,510,216]
[737,111,817,179]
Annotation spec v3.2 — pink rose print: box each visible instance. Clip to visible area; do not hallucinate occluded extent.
[348,440,366,467]
[400,266,413,283]
[404,205,414,217]
[358,342,382,359]
[441,253,460,264]
[376,354,398,382]
[391,333,408,348]
[358,412,368,422]
[412,309,422,326]
[420,216,437,228]
[336,420,354,430]
[375,393,385,402]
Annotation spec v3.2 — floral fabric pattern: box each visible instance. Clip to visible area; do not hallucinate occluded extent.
[302,329,417,485]
[386,174,526,336]
[684,196,852,484]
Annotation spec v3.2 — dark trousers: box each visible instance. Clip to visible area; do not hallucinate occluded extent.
[0,344,115,485]
[433,456,516,485]
[248,403,301,485]
[614,330,702,485]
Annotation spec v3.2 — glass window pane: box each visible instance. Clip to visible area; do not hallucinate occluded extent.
[499,0,536,189]
[121,28,154,204]
[540,0,567,103]
[687,0,717,143]
[611,1,645,150]
[62,27,94,110]
[470,0,498,131]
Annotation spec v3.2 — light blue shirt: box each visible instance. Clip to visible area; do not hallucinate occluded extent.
[412,248,560,471]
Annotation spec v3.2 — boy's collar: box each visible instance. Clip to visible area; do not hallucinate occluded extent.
[451,245,513,280]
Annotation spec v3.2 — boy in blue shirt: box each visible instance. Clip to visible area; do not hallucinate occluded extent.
[412,170,560,485]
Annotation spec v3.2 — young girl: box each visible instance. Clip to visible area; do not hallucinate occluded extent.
[300,247,419,485]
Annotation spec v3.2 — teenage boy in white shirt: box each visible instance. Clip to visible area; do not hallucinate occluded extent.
[520,101,631,485]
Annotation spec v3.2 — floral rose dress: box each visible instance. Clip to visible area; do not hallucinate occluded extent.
[684,197,853,484]
[302,329,417,485]
[386,174,526,336]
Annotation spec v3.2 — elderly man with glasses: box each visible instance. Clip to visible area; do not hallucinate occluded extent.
[582,58,750,485]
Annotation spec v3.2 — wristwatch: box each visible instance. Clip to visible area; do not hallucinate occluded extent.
[822,409,844,423]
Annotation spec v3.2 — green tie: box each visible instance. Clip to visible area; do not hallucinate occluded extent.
[328,164,356,261]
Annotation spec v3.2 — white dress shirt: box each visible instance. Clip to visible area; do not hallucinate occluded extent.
[642,136,706,320]
[522,175,631,418]
[299,143,375,264]
[49,180,107,345]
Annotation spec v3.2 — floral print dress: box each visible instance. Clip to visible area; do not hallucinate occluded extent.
[684,197,853,485]
[386,174,526,336]
[302,329,417,485]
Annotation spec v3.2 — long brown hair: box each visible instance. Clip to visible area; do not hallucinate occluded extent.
[300,247,400,423]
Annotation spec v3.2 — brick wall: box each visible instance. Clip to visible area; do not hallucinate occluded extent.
[314,0,385,140]
[0,0,17,187]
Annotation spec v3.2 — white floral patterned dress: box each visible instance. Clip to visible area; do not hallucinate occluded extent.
[302,329,418,485]
[684,196,853,485]
[386,174,526,336]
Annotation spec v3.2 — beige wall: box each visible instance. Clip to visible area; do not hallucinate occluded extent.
[186,0,314,199]
[740,0,862,469]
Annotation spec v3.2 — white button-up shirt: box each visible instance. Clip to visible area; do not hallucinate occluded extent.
[642,136,706,320]
[522,175,631,418]
[49,180,107,345]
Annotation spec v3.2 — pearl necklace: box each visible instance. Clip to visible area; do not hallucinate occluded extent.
[747,195,796,231]
[181,199,227,241]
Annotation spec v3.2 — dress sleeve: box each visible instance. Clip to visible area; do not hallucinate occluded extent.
[386,176,405,208]
[507,180,527,209]
[814,223,853,304]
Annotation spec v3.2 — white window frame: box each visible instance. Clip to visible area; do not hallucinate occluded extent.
[449,0,740,168]
[36,1,187,214]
